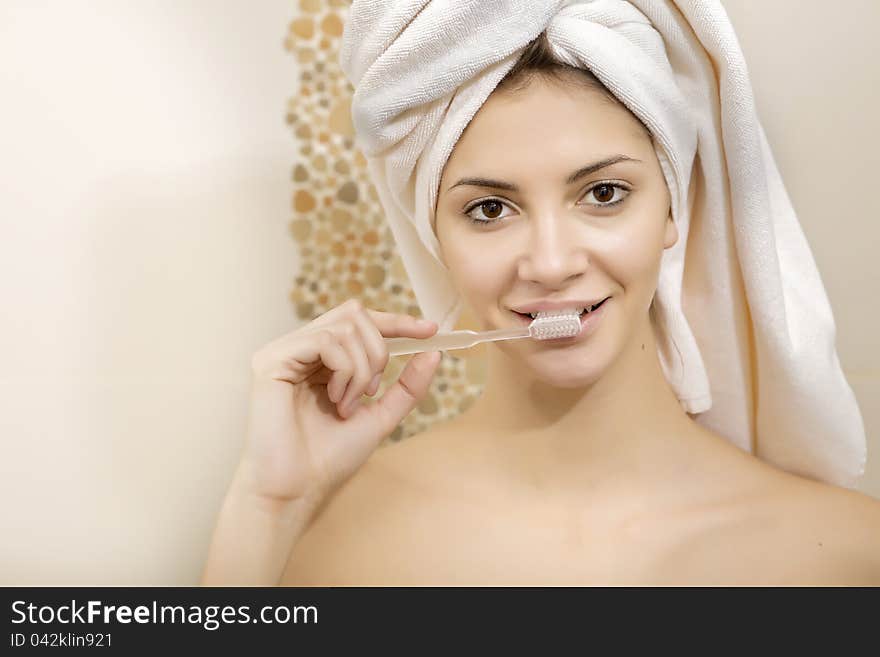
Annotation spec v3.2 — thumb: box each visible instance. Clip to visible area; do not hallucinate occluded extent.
[369,351,442,437]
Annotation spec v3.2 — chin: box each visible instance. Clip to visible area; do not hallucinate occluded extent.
[522,358,604,389]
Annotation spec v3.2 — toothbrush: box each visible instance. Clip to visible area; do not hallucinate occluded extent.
[384,309,582,356]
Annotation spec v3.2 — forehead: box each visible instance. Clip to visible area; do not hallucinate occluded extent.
[441,77,651,182]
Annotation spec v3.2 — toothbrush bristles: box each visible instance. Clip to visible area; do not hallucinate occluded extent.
[528,310,582,340]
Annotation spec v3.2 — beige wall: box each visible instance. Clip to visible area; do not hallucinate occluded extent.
[0,1,297,585]
[0,0,876,585]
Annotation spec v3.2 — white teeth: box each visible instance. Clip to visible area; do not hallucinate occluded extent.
[519,299,608,320]
[528,306,588,319]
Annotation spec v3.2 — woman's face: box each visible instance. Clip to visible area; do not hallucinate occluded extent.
[434,73,677,386]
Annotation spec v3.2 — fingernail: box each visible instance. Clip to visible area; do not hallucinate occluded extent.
[368,373,381,394]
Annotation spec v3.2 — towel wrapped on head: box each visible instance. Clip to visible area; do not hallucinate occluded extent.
[338,0,866,488]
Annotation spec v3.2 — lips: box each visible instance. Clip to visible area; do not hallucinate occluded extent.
[507,296,611,344]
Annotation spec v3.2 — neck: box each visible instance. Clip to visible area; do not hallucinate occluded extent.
[446,311,701,496]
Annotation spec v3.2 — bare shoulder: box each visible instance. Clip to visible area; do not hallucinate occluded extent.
[648,428,880,585]
[278,427,449,586]
[693,459,880,585]
[768,472,880,584]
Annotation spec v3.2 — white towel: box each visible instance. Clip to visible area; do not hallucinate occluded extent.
[338,0,866,488]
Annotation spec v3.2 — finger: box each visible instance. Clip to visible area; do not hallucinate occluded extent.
[366,373,382,397]
[364,308,438,339]
[315,331,353,403]
[305,298,365,330]
[309,299,438,339]
[253,328,347,386]
[340,332,381,400]
[350,308,390,377]
[250,300,423,378]
[334,322,373,417]
[369,351,442,436]
[348,310,392,400]
[340,305,434,407]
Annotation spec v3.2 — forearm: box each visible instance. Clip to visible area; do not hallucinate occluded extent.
[200,463,317,586]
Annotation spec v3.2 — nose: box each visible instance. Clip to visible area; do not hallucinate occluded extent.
[516,211,589,287]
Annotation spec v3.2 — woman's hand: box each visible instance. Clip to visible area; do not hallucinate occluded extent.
[238,298,441,509]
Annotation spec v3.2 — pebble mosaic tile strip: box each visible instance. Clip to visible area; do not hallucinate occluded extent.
[284,0,486,442]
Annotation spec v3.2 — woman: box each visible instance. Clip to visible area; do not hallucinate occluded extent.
[201,5,880,585]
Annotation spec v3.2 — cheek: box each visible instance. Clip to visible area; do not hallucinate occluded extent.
[444,241,506,299]
[603,215,668,289]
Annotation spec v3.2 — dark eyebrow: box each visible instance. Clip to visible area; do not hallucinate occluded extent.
[445,154,643,193]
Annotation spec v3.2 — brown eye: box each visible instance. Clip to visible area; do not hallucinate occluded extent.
[583,182,630,208]
[461,198,514,225]
[481,200,503,219]
[593,184,614,203]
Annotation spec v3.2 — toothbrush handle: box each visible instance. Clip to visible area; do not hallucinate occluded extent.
[385,326,529,356]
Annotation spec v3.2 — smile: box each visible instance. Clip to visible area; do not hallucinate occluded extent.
[510,297,610,343]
